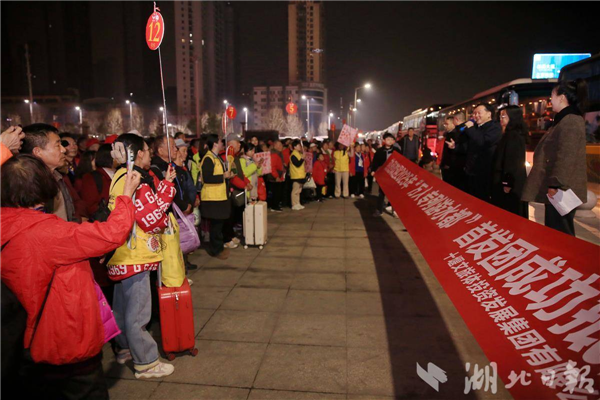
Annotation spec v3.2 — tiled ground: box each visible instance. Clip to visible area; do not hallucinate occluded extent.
[104,191,525,399]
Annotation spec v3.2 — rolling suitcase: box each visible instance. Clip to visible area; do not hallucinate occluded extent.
[243,200,268,249]
[158,265,198,360]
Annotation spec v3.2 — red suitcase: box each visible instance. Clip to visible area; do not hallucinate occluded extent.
[158,278,198,360]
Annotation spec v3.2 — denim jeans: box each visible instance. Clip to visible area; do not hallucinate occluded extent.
[113,271,159,371]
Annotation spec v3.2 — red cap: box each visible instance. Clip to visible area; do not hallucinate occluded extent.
[104,134,118,144]
[86,138,100,148]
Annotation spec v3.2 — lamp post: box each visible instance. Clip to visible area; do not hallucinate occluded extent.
[243,107,248,130]
[223,100,228,110]
[24,99,33,123]
[328,112,333,129]
[353,82,371,127]
[75,106,83,134]
[126,100,133,130]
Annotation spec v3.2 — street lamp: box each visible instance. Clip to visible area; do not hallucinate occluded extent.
[125,100,133,130]
[75,106,83,134]
[243,107,248,130]
[223,100,228,110]
[328,112,333,129]
[353,82,372,127]
[24,99,33,123]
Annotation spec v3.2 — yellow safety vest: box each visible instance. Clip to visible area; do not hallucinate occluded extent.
[107,168,163,266]
[200,151,228,201]
[334,150,349,172]
[290,150,306,180]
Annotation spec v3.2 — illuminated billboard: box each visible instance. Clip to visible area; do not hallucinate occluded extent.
[532,53,591,79]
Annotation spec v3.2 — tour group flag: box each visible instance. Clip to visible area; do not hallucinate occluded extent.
[304,151,314,173]
[254,152,272,175]
[338,124,358,147]
[375,152,599,400]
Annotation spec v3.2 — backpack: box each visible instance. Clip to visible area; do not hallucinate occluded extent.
[89,171,111,222]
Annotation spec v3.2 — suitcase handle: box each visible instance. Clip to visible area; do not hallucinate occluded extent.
[158,262,163,288]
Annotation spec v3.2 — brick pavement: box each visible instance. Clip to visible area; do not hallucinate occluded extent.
[104,194,513,400]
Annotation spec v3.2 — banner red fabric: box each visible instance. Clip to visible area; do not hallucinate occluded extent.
[375,153,599,400]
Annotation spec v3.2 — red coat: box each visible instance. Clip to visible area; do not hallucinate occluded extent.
[0,196,135,365]
[312,159,328,186]
[282,148,291,167]
[79,169,112,216]
[350,152,370,177]
[270,151,284,180]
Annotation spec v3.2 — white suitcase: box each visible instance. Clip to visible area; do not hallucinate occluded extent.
[243,201,268,249]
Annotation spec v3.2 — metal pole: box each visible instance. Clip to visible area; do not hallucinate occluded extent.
[25,44,34,123]
[306,98,310,136]
[245,109,248,129]
[194,58,201,138]
[79,109,83,134]
[353,89,358,127]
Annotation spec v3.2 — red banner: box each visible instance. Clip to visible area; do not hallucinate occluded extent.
[338,124,358,147]
[254,152,271,175]
[375,153,599,400]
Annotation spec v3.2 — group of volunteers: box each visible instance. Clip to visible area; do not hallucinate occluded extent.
[0,78,588,399]
[0,121,394,399]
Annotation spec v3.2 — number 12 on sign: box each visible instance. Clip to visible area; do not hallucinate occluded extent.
[146,11,165,51]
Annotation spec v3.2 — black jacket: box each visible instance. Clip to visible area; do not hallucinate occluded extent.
[458,120,502,177]
[492,128,527,196]
[441,127,466,170]
[150,156,195,212]
[371,144,401,173]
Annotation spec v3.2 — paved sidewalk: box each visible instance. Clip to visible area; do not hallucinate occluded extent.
[104,193,513,399]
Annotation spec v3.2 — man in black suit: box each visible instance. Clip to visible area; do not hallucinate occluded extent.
[371,132,402,217]
[454,104,502,202]
[442,113,468,191]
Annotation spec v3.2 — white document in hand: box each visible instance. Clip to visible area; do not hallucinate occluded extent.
[547,189,583,216]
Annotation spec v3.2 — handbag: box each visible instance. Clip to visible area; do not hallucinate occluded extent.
[304,176,316,189]
[93,281,120,343]
[172,203,200,254]
[160,214,186,288]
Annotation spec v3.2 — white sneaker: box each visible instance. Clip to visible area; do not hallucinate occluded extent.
[187,278,194,286]
[299,205,305,209]
[292,205,303,211]
[393,211,399,219]
[135,362,175,379]
[350,194,355,198]
[225,240,239,249]
[385,205,392,212]
[232,237,241,245]
[359,194,365,199]
[115,349,132,365]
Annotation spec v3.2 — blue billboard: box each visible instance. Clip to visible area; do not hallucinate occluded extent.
[532,53,591,79]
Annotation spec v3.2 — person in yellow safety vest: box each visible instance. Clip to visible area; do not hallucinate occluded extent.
[200,134,234,259]
[289,139,306,211]
[333,142,354,198]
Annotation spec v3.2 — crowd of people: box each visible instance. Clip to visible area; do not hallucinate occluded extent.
[440,78,589,236]
[0,78,589,399]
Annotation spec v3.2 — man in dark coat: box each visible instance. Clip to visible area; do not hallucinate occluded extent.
[455,104,502,202]
[371,132,402,217]
[441,113,468,191]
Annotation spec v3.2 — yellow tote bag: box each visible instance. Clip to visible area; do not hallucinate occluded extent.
[161,213,186,287]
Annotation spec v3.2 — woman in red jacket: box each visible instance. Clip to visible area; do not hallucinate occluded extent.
[1,154,140,399]
[312,152,328,202]
[79,144,115,217]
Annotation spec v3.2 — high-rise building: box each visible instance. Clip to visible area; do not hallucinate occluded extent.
[174,1,236,121]
[288,1,325,85]
[288,1,327,134]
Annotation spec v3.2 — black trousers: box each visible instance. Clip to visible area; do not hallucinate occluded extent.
[467,174,491,202]
[21,353,108,400]
[269,181,284,209]
[377,186,387,213]
[209,218,226,255]
[545,204,576,236]
[283,175,293,207]
[316,184,325,200]
[327,173,335,197]
[350,174,365,196]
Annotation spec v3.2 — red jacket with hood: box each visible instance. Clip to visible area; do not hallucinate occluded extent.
[0,196,135,365]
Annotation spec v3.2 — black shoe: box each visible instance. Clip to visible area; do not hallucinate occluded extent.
[185,261,198,271]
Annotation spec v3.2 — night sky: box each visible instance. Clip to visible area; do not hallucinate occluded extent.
[235,1,599,131]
